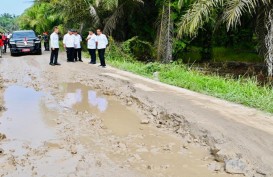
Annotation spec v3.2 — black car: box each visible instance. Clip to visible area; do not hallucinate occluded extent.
[9,30,42,56]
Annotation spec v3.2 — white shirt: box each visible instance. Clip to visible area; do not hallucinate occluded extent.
[63,34,76,48]
[74,34,82,49]
[7,34,12,39]
[50,32,59,48]
[87,34,97,49]
[97,34,108,49]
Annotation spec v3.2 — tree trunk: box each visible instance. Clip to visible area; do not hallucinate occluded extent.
[156,0,173,63]
[265,10,273,77]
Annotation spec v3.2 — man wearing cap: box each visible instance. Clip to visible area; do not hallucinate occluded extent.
[50,26,61,66]
[63,29,76,62]
[74,30,83,62]
[86,30,97,64]
[96,29,108,68]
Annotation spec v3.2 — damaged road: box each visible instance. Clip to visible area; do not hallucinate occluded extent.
[0,52,272,177]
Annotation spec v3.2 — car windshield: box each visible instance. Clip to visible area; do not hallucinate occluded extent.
[12,32,36,39]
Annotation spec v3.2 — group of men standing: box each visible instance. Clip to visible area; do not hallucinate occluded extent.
[87,29,108,67]
[49,26,108,68]
[63,29,82,63]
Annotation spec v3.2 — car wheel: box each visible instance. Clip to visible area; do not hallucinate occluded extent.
[10,52,15,56]
[37,50,42,55]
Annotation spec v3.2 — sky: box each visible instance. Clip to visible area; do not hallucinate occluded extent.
[0,0,33,16]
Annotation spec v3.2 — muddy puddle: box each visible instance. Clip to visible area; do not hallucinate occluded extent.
[0,86,57,155]
[61,83,238,177]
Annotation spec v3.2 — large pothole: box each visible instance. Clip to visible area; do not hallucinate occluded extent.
[59,83,240,177]
[0,85,58,155]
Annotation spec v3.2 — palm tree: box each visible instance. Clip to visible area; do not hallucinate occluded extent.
[155,0,173,63]
[36,0,145,38]
[18,2,61,34]
[95,0,144,36]
[177,0,273,76]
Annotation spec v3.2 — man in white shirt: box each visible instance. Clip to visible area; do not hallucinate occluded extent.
[86,30,97,64]
[96,29,108,67]
[50,26,61,66]
[73,30,83,62]
[63,29,76,62]
[63,31,69,61]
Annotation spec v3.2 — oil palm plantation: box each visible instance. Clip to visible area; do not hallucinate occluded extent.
[36,0,144,35]
[177,0,273,76]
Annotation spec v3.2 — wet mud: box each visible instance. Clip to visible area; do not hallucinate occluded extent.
[0,53,270,176]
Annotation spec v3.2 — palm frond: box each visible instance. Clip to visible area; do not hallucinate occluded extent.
[177,0,223,37]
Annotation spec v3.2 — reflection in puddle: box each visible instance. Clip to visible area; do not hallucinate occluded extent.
[61,84,108,113]
[64,89,83,108]
[61,83,234,177]
[61,83,141,136]
[0,86,56,149]
[88,91,108,112]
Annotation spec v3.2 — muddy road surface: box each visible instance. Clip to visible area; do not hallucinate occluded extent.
[0,51,272,177]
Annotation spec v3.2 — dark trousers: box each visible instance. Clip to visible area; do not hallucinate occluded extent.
[74,48,82,61]
[4,43,7,53]
[98,48,106,66]
[67,47,75,62]
[50,48,59,64]
[88,49,96,63]
[44,42,49,51]
[66,49,69,60]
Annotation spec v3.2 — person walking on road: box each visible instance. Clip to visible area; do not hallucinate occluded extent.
[49,26,61,66]
[74,30,83,62]
[0,33,3,58]
[96,29,108,68]
[87,30,97,64]
[63,29,76,62]
[2,34,7,53]
[0,32,5,58]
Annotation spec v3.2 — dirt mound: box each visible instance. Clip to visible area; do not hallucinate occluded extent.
[0,133,6,141]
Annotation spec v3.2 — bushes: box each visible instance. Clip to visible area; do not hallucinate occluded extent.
[122,36,155,62]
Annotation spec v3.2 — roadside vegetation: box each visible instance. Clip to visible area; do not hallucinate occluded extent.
[106,41,273,113]
[13,0,273,113]
[0,13,19,32]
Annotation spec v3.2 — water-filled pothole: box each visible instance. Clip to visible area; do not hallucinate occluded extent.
[60,83,236,177]
[60,83,146,136]
[0,86,57,152]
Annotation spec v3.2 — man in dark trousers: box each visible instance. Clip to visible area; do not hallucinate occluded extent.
[86,30,97,64]
[49,26,61,66]
[43,32,50,51]
[96,29,108,68]
[63,29,76,62]
[63,31,69,61]
[73,30,83,62]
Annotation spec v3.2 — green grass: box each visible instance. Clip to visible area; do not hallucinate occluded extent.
[105,45,273,113]
[183,46,263,63]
